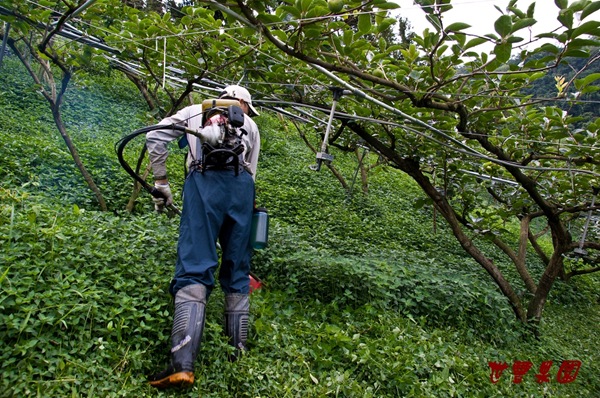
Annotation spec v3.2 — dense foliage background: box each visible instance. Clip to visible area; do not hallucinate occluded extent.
[1,56,599,397]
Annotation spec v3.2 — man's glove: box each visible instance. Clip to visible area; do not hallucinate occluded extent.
[153,182,173,213]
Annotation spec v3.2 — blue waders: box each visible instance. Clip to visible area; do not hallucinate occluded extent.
[171,168,255,295]
[149,168,254,389]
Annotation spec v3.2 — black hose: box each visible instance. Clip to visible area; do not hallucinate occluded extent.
[116,124,188,214]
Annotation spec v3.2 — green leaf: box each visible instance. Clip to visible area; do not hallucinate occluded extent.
[510,18,536,33]
[306,5,329,18]
[446,22,470,32]
[571,20,600,38]
[146,25,161,35]
[257,13,283,24]
[547,130,570,140]
[555,31,569,43]
[436,44,448,56]
[536,32,560,40]
[180,15,192,26]
[508,6,526,18]
[371,53,388,62]
[413,197,431,209]
[374,1,400,9]
[494,15,513,38]
[507,36,523,43]
[331,34,343,54]
[343,29,353,46]
[453,32,466,47]
[438,0,453,13]
[463,51,480,58]
[557,9,573,29]
[280,5,302,19]
[555,0,568,9]
[463,37,487,51]
[416,0,435,14]
[377,17,397,33]
[575,73,600,90]
[304,26,323,39]
[529,71,546,81]
[301,0,313,13]
[493,42,511,63]
[562,48,590,58]
[349,38,369,52]
[581,0,600,19]
[426,14,442,31]
[581,86,600,95]
[540,43,560,54]
[567,0,588,12]
[357,13,372,35]
[526,2,536,17]
[0,266,10,284]
[400,44,419,63]
[568,38,600,47]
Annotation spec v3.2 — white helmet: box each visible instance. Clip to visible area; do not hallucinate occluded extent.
[219,85,260,117]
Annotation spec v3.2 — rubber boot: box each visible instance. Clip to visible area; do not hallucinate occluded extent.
[148,284,207,389]
[224,293,249,360]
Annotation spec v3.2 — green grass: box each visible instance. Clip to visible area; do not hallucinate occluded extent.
[1,56,599,397]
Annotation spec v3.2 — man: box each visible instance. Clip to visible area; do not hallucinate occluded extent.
[145,85,260,389]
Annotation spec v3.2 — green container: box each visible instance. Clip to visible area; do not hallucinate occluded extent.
[251,207,269,249]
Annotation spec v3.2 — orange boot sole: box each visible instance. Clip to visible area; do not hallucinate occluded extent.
[149,371,194,389]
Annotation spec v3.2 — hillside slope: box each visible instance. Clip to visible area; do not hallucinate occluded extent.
[1,58,599,397]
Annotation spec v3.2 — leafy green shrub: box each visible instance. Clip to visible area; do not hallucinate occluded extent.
[0,186,178,396]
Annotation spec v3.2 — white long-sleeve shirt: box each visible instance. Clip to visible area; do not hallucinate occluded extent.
[146,104,260,180]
